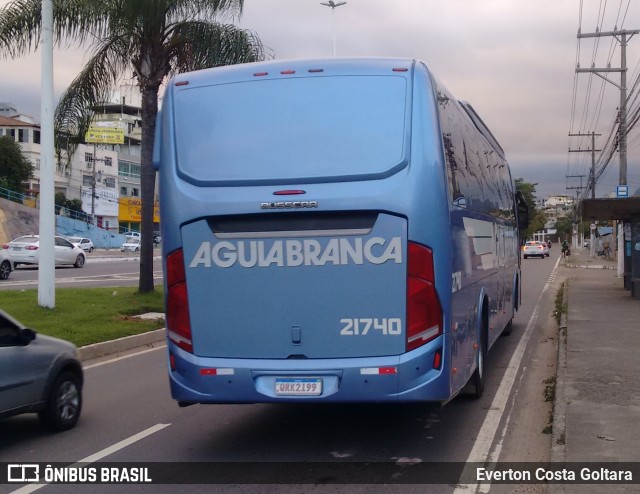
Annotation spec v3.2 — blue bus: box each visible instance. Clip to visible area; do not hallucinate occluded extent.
[153,58,528,405]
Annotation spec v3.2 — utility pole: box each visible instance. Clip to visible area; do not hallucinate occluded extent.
[569,132,601,258]
[568,132,601,199]
[90,144,105,225]
[576,27,639,279]
[566,175,585,251]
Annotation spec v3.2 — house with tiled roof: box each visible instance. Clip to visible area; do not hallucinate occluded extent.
[1,89,152,234]
[0,112,43,195]
[0,103,120,231]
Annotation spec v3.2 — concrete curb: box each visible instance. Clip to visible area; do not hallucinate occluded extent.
[549,280,569,494]
[565,264,616,270]
[78,328,166,361]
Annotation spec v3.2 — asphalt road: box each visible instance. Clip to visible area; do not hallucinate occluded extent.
[0,251,562,493]
[0,257,164,290]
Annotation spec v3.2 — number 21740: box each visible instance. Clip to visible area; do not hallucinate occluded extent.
[339,318,402,336]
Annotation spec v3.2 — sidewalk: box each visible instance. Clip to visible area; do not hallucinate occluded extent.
[552,247,640,492]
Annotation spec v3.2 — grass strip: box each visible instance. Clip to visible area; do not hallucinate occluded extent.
[0,287,165,347]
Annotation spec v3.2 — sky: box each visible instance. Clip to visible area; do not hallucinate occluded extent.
[1,0,640,200]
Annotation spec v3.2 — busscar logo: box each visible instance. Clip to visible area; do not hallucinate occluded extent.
[8,464,40,482]
[260,201,318,210]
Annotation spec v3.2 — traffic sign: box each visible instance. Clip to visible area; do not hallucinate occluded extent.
[617,185,629,198]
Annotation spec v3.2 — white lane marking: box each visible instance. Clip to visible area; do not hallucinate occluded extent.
[83,345,166,369]
[0,271,163,288]
[10,423,171,494]
[454,257,560,494]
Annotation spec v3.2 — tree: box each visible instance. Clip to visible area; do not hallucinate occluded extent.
[514,178,545,239]
[554,216,573,241]
[0,135,34,194]
[55,191,83,214]
[0,0,265,293]
[514,178,537,214]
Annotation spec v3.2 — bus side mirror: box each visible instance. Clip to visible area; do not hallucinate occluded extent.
[516,191,529,230]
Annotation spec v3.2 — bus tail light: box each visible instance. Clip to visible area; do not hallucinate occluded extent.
[166,249,193,353]
[406,243,442,352]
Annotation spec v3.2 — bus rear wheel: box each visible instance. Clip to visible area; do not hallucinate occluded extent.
[469,331,486,399]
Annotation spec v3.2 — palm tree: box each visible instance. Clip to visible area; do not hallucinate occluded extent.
[0,0,265,293]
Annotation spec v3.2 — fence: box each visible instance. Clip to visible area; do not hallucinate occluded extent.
[0,185,93,224]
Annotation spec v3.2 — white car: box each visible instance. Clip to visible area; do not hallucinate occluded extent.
[3,235,86,268]
[121,237,141,252]
[123,231,141,239]
[522,241,548,259]
[67,237,94,253]
[0,249,12,280]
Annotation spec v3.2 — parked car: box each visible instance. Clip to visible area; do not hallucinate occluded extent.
[523,240,548,259]
[0,248,12,280]
[123,231,141,239]
[121,237,141,252]
[67,236,94,253]
[2,235,86,269]
[0,309,83,431]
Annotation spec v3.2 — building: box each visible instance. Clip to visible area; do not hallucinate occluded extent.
[91,84,156,233]
[0,103,120,231]
[1,88,157,234]
[543,194,574,209]
[0,112,45,195]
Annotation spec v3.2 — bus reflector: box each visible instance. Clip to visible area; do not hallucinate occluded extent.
[280,70,295,75]
[360,367,397,375]
[406,242,442,352]
[433,349,442,370]
[175,80,189,86]
[200,368,235,376]
[166,249,193,353]
[253,72,268,77]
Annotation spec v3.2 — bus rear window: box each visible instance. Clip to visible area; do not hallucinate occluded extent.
[173,75,408,185]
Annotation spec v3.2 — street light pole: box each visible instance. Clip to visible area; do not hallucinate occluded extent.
[38,0,55,308]
[320,1,347,57]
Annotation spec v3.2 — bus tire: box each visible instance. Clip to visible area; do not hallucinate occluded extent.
[470,324,487,399]
[502,319,513,336]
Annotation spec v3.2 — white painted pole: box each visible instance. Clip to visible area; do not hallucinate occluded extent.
[331,8,336,57]
[38,0,55,308]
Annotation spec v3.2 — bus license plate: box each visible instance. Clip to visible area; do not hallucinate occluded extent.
[275,377,322,396]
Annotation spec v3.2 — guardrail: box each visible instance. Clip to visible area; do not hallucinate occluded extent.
[0,185,93,223]
[0,185,35,205]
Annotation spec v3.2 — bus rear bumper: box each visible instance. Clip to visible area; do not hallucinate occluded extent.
[167,337,451,404]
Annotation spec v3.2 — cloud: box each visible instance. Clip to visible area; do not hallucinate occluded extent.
[1,0,639,199]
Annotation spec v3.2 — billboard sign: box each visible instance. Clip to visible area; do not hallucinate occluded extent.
[118,197,160,223]
[85,122,125,144]
[81,186,120,216]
